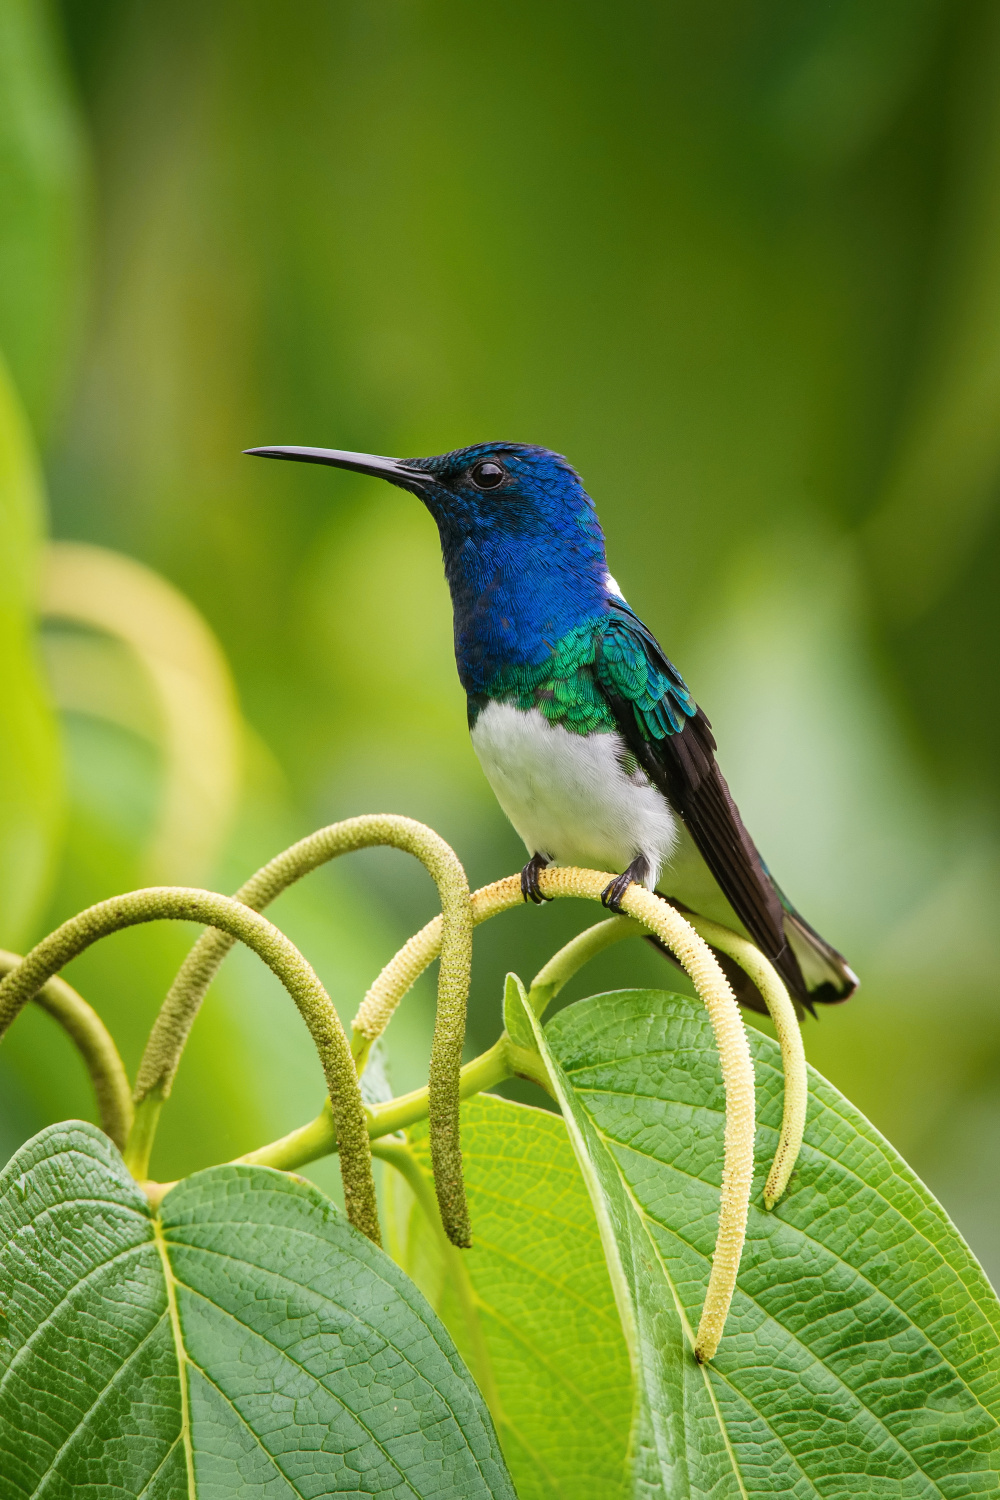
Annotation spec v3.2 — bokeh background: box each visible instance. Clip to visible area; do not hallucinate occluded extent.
[3,0,1000,1276]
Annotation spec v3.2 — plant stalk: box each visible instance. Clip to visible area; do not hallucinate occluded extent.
[525,915,643,1015]
[235,1035,544,1172]
[123,1089,164,1179]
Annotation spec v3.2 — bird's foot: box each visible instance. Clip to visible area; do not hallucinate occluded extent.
[601,855,650,913]
[521,853,552,904]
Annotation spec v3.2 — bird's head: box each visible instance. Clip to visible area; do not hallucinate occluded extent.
[246,439,613,674]
[244,440,604,554]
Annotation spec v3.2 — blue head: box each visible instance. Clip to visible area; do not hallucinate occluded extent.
[246,439,615,690]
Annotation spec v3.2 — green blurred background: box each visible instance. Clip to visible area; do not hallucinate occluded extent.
[3,0,1000,1276]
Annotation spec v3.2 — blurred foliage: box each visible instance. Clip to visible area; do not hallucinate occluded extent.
[1,0,1000,1277]
[0,357,61,957]
[0,0,86,436]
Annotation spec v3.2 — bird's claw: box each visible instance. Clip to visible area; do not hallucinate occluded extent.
[601,855,650,912]
[521,853,552,904]
[600,871,633,911]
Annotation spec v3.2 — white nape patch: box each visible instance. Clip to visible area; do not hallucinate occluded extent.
[470,701,677,884]
[604,572,626,601]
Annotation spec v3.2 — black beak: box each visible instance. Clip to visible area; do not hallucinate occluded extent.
[244,445,428,492]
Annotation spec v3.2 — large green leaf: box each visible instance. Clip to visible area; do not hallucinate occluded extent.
[401,1094,633,1499]
[526,987,1000,1496]
[0,1121,515,1497]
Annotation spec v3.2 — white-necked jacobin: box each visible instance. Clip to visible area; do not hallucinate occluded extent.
[247,440,857,1013]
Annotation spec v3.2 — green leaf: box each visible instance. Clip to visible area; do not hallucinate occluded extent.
[402,1094,633,1500]
[511,982,740,1497]
[0,1121,516,1497]
[0,356,61,950]
[502,972,535,1052]
[537,987,1000,1496]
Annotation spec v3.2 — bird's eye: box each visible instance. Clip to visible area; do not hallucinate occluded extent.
[470,459,506,490]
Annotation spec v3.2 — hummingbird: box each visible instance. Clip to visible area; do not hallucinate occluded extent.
[247,440,857,1013]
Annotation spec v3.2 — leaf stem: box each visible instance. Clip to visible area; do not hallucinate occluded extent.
[235,1035,523,1172]
[133,815,474,1248]
[0,948,133,1150]
[123,1088,164,1179]
[0,888,379,1244]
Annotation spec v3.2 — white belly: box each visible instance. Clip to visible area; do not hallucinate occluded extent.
[470,701,678,887]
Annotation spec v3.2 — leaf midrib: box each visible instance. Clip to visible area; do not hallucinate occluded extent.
[594,1118,1000,1423]
[152,1217,194,1500]
[528,1013,748,1500]
[165,1227,485,1421]
[585,1110,964,1497]
[611,1169,756,1500]
[570,1068,1000,1385]
[170,1275,425,1499]
[596,1131,751,1500]
[569,1041,1000,1342]
[155,1217,413,1500]
[165,1227,501,1500]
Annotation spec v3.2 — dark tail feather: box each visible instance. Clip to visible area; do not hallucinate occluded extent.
[767,873,858,1007]
[648,891,857,1017]
[780,908,858,1007]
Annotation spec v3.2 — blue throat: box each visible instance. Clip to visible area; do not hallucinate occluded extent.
[410,443,612,695]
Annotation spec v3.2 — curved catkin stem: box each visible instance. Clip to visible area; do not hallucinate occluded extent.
[353,878,520,1044]
[522,908,803,1209]
[354,907,641,1043]
[0,889,379,1244]
[685,915,806,1209]
[533,869,754,1364]
[0,949,133,1150]
[131,816,472,1248]
[354,866,753,1360]
[137,817,458,1099]
[416,846,474,1250]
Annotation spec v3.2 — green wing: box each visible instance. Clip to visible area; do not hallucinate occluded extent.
[468,613,695,738]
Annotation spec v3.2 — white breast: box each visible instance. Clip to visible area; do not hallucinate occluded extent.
[470,701,677,886]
